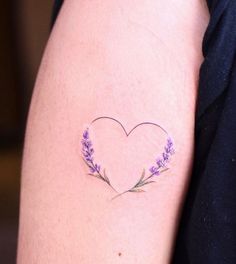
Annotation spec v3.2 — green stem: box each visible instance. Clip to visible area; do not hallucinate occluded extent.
[83,158,118,193]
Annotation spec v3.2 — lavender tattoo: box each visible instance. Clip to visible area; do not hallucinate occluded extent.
[81,117,175,199]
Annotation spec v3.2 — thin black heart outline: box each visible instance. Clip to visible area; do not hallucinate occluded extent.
[91,116,169,137]
[81,116,175,200]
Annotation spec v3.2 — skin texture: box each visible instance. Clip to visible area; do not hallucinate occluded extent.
[17,1,209,263]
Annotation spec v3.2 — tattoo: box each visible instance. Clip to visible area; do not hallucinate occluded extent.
[81,116,175,199]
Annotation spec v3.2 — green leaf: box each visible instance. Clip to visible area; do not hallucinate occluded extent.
[134,169,146,187]
[129,189,145,193]
[88,173,102,180]
[160,168,169,173]
[138,180,156,187]
[103,169,110,184]
[139,168,146,182]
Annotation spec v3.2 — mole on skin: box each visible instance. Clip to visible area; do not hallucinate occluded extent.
[118,252,122,257]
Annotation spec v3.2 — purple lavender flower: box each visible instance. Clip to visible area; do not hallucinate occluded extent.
[149,136,175,176]
[81,128,101,174]
[156,158,165,168]
[94,164,101,173]
[83,129,89,140]
[149,166,160,176]
[162,152,170,162]
[165,137,175,155]
[89,166,96,173]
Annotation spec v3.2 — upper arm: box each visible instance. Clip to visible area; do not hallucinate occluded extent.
[17,1,209,263]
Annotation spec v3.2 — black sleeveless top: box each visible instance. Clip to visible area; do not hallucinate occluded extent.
[52,1,236,263]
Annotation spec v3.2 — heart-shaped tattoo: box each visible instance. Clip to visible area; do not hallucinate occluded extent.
[81,116,175,199]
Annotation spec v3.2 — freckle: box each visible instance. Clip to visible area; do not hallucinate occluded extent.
[118,252,122,257]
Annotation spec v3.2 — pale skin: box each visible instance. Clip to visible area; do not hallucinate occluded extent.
[17,1,209,263]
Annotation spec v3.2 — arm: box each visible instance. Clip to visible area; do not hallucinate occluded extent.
[17,1,209,263]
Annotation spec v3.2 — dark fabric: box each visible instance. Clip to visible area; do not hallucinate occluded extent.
[51,0,63,27]
[172,1,236,263]
[51,0,236,263]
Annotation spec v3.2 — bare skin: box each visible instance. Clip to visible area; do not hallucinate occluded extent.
[17,1,209,263]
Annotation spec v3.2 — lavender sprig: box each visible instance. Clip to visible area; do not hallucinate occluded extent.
[81,128,116,191]
[148,137,175,176]
[81,128,99,172]
[119,137,175,195]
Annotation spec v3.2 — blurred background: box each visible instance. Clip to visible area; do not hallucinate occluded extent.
[0,1,56,262]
